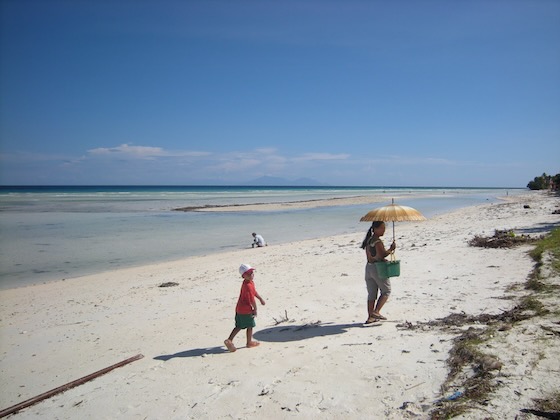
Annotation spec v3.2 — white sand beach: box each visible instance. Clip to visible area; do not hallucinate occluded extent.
[1,191,559,419]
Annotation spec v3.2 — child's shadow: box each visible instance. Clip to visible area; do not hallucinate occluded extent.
[154,346,228,361]
[153,322,368,360]
[254,322,365,343]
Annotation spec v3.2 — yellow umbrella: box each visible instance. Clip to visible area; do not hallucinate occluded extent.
[360,198,426,241]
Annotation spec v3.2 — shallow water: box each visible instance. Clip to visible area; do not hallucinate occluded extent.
[0,186,524,289]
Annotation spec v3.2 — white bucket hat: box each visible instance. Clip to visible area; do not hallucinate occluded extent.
[239,263,255,276]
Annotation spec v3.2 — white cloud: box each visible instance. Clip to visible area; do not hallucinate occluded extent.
[254,148,278,155]
[88,144,165,157]
[3,143,529,187]
[87,143,210,159]
[293,153,350,162]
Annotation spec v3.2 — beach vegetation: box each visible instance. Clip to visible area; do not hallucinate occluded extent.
[520,391,560,418]
[518,296,549,316]
[529,350,546,369]
[525,274,548,292]
[431,325,505,419]
[427,228,560,419]
[532,391,560,414]
[526,229,560,294]
[529,228,560,274]
[527,172,560,190]
[525,273,558,293]
[431,400,469,419]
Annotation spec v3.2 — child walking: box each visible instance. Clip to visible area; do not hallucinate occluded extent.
[224,263,266,352]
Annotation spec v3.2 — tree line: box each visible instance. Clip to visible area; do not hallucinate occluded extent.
[527,172,560,190]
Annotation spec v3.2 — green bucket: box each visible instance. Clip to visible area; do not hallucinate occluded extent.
[375,260,401,278]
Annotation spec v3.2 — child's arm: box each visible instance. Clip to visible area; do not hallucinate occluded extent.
[250,296,258,316]
[251,290,266,317]
[255,290,266,306]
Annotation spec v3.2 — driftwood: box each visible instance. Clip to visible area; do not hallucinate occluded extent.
[0,354,144,418]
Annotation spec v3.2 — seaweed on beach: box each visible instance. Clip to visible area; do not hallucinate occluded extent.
[396,303,533,333]
[522,391,560,419]
[468,229,539,249]
[429,229,560,419]
[397,277,554,335]
[159,282,179,288]
[399,304,545,419]
[429,324,506,419]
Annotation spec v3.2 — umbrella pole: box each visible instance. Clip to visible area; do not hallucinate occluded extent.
[392,198,396,242]
[391,198,396,243]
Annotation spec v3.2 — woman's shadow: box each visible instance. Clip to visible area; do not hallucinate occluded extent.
[254,321,365,342]
[153,322,366,361]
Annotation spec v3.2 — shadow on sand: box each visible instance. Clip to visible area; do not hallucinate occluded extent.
[253,322,369,343]
[516,221,560,235]
[153,322,372,360]
[154,346,228,361]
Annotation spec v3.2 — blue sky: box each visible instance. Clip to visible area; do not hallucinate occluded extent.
[1,0,558,187]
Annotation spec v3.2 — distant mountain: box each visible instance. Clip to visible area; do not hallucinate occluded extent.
[241,176,329,186]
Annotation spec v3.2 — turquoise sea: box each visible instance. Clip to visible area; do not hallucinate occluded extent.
[0,186,525,289]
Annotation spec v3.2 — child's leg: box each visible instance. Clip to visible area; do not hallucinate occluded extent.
[246,327,260,348]
[225,327,241,352]
[228,327,241,341]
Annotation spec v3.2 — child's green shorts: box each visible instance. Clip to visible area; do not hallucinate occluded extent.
[235,313,256,329]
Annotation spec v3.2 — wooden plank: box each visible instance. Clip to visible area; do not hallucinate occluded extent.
[0,354,144,418]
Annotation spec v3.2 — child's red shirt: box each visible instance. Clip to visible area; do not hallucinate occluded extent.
[236,279,256,314]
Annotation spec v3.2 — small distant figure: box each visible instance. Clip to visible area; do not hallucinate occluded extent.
[252,232,267,248]
[224,264,266,352]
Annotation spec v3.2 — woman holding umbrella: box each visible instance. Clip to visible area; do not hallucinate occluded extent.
[361,221,396,324]
[359,199,426,324]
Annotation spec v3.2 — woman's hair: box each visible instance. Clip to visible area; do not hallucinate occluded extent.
[360,221,384,249]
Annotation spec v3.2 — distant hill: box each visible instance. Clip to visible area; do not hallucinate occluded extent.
[241,176,328,186]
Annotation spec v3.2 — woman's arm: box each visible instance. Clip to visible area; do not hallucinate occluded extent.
[375,240,396,260]
[365,245,375,263]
